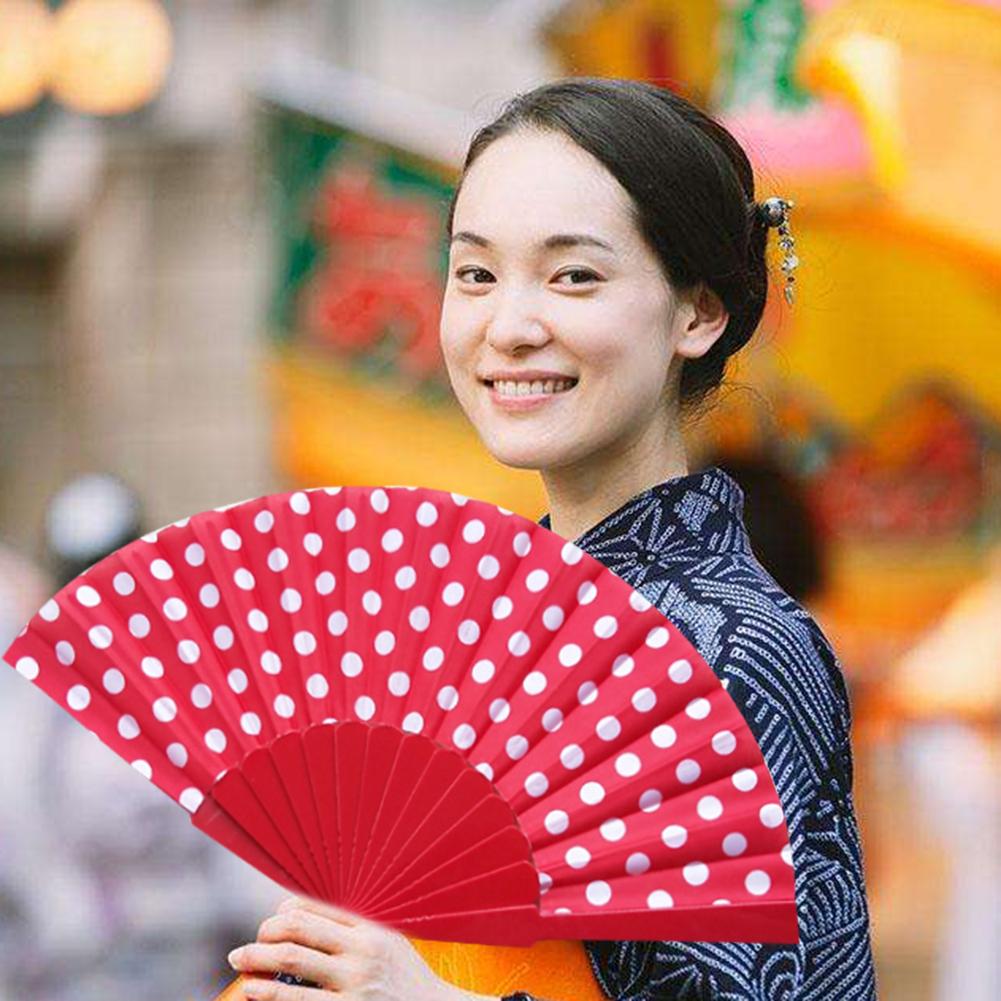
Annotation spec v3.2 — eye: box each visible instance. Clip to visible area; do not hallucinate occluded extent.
[554,268,601,286]
[454,266,494,284]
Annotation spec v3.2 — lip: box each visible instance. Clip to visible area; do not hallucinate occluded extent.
[484,379,578,411]
[479,370,578,383]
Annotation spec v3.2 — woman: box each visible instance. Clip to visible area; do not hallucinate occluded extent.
[227,77,877,1000]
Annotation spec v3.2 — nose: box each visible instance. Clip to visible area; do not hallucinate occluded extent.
[484,286,551,354]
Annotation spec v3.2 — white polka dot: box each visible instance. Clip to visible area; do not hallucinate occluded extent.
[437,685,459,710]
[526,568,549,592]
[213,625,234,651]
[506,735,529,760]
[560,744,584,769]
[430,542,450,568]
[577,580,597,604]
[580,781,605,805]
[698,795,723,820]
[471,659,495,684]
[226,668,248,694]
[167,742,188,767]
[760,803,785,828]
[542,605,565,630]
[489,698,511,722]
[651,723,677,748]
[525,772,548,797]
[15,656,39,680]
[39,592,61,616]
[558,643,582,667]
[686,697,711,720]
[733,768,758,792]
[477,554,500,579]
[363,591,382,615]
[586,881,612,906]
[565,846,590,869]
[662,824,687,849]
[163,597,187,621]
[177,639,200,664]
[303,532,323,556]
[513,531,532,557]
[294,631,317,655]
[261,649,282,674]
[626,852,650,875]
[141,656,164,678]
[88,625,113,649]
[712,730,737,755]
[600,818,626,841]
[545,810,569,835]
[185,543,205,566]
[274,694,295,718]
[306,674,329,698]
[646,626,669,648]
[316,571,336,595]
[683,862,709,886]
[648,890,674,908]
[129,614,150,639]
[153,696,178,722]
[55,640,75,665]
[254,510,274,532]
[492,595,513,619]
[423,647,444,671]
[333,652,359,680]
[241,712,261,735]
[76,585,101,607]
[676,758,701,784]
[745,869,771,895]
[508,630,530,655]
[102,668,125,695]
[180,788,204,813]
[462,518,486,543]
[639,789,662,812]
[200,583,220,607]
[205,728,227,753]
[453,723,476,749]
[596,715,621,740]
[248,609,268,632]
[523,671,547,695]
[290,491,310,514]
[336,507,356,531]
[355,695,375,720]
[542,707,563,731]
[539,871,552,893]
[369,488,389,512]
[151,558,174,579]
[220,529,242,551]
[668,658,693,683]
[388,671,410,696]
[781,844,794,866]
[416,501,438,526]
[67,684,90,710]
[191,684,213,709]
[401,711,423,733]
[348,548,371,572]
[577,681,598,705]
[632,687,656,712]
[112,573,135,596]
[118,714,141,740]
[327,610,348,636]
[723,833,748,857]
[442,581,464,606]
[268,547,289,572]
[594,614,618,638]
[615,753,641,777]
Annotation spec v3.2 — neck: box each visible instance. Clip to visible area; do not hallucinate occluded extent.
[541,417,690,544]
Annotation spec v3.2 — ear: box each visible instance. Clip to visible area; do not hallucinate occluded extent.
[673,282,729,360]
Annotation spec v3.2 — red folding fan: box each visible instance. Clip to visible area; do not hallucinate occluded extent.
[2,484,797,948]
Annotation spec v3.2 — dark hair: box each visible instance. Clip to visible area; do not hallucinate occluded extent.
[446,76,774,422]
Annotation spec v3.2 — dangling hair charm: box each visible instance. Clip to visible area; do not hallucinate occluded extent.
[759,196,798,305]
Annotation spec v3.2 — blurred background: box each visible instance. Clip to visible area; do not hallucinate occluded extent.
[0,0,998,998]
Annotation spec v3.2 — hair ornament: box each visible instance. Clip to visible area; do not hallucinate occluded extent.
[759,196,798,305]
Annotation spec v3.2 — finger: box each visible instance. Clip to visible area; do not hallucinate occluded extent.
[277,894,367,928]
[238,977,331,1001]
[227,941,343,990]
[256,907,350,955]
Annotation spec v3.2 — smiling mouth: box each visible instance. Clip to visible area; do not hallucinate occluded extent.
[481,379,579,393]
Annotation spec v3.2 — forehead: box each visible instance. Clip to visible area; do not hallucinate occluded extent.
[452,128,636,242]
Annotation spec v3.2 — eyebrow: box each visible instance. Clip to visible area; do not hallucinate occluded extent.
[450,231,616,254]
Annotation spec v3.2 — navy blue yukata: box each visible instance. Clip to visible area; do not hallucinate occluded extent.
[528,465,878,1000]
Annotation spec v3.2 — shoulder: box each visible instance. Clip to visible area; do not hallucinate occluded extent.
[636,552,853,766]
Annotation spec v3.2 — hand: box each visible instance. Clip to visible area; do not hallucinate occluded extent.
[227,894,496,1001]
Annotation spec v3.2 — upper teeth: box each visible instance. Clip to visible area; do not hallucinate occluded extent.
[491,379,576,395]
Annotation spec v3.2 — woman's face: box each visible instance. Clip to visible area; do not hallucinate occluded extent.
[439,127,691,473]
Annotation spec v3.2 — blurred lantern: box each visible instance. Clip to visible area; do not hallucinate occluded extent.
[49,0,172,116]
[0,0,53,114]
